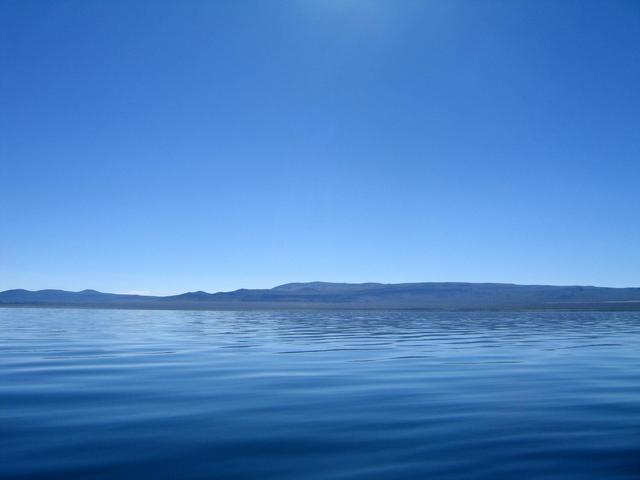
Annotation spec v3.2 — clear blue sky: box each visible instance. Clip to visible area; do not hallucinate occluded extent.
[2,0,639,295]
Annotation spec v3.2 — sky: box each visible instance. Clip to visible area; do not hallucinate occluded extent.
[1,0,640,295]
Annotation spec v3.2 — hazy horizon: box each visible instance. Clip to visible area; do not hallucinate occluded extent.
[8,278,640,298]
[3,279,640,299]
[3,0,639,295]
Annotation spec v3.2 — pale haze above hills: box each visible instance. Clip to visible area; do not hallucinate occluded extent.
[1,282,640,311]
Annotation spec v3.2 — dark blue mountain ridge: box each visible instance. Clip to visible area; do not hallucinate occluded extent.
[1,282,640,310]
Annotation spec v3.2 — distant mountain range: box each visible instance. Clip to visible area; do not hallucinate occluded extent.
[2,282,640,310]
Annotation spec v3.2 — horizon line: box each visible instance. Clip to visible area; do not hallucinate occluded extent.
[3,280,640,298]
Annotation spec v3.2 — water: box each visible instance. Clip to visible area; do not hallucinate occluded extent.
[1,309,640,479]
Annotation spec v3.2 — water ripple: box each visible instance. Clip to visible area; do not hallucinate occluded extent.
[1,308,640,479]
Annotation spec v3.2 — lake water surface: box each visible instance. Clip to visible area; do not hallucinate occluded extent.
[1,308,640,479]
